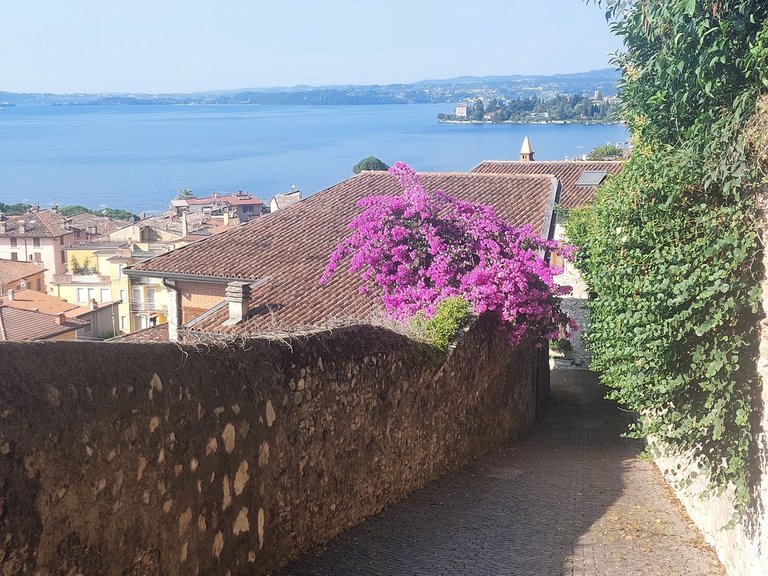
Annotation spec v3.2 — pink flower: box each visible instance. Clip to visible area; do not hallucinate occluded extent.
[321,163,574,344]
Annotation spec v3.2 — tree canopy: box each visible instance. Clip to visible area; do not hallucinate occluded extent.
[585,143,624,160]
[352,156,389,174]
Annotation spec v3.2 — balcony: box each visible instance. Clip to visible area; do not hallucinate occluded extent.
[52,273,111,285]
[129,301,168,315]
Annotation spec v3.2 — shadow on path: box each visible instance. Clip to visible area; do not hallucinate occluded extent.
[273,370,724,576]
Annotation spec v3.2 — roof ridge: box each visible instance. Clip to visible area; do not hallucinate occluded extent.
[33,210,61,237]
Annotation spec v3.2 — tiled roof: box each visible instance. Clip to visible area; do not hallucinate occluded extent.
[109,324,170,342]
[67,213,130,237]
[64,301,117,320]
[270,192,302,211]
[109,212,212,238]
[0,305,85,341]
[174,194,264,207]
[131,171,558,335]
[0,210,74,238]
[0,259,46,286]
[471,160,624,209]
[0,288,79,315]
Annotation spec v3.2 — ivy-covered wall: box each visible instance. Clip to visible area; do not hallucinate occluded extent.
[569,3,768,574]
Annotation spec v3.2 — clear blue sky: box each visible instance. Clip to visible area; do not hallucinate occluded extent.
[0,0,622,94]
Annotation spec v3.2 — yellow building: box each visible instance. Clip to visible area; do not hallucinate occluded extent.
[53,243,169,334]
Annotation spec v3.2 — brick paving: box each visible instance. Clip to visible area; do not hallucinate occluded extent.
[273,366,725,576]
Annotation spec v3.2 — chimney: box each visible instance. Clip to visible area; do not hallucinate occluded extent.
[18,221,25,234]
[520,136,535,161]
[6,289,14,301]
[223,210,230,226]
[223,281,252,325]
[90,298,98,310]
[54,313,66,326]
[182,212,189,238]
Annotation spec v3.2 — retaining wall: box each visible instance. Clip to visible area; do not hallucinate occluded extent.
[0,314,537,575]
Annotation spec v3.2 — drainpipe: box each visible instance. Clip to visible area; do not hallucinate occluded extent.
[162,278,182,342]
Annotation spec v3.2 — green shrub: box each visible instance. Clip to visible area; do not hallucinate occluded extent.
[411,296,472,351]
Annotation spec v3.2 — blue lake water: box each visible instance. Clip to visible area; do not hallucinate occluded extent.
[0,104,628,214]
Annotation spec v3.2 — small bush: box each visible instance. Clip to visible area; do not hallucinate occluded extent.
[411,296,472,351]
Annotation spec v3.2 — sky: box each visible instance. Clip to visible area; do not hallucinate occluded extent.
[0,0,622,94]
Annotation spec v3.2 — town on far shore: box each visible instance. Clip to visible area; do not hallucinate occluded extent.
[439,90,620,125]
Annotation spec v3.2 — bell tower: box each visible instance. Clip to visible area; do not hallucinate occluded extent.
[520,136,534,161]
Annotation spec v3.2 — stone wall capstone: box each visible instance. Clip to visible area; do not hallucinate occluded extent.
[0,314,536,575]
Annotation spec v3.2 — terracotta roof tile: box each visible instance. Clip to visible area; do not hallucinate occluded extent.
[471,160,624,209]
[0,288,79,315]
[0,305,85,341]
[135,172,558,335]
[0,259,46,286]
[0,210,73,238]
[271,192,302,211]
[67,213,130,237]
[109,324,170,342]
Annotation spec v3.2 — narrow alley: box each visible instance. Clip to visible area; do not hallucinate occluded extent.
[275,300,724,576]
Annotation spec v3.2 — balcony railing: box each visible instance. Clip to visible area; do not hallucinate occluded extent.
[129,302,168,315]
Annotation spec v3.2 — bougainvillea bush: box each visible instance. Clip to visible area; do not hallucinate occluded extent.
[320,162,574,345]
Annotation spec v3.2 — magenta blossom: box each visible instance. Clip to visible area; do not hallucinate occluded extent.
[320,162,575,344]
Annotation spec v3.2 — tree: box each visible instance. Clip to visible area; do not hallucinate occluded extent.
[352,156,389,174]
[585,143,624,160]
[57,205,92,217]
[470,99,485,121]
[321,162,573,345]
[0,202,32,215]
[176,188,195,200]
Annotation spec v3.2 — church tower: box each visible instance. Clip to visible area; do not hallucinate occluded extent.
[519,136,534,161]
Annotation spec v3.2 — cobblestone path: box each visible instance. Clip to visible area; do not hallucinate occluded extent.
[274,369,724,576]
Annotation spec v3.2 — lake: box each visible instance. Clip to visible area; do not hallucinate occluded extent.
[0,104,629,214]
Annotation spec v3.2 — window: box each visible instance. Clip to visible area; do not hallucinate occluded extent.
[243,205,253,213]
[575,170,608,187]
[33,238,40,247]
[76,288,85,303]
[100,288,111,302]
[120,289,126,302]
[120,316,127,330]
[60,250,66,264]
[10,253,17,261]
[33,253,41,262]
[10,238,17,247]
[87,288,95,302]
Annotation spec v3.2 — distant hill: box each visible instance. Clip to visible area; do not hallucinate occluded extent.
[0,68,620,106]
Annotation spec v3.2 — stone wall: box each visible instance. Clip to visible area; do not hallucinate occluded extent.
[0,314,537,576]
[654,215,768,576]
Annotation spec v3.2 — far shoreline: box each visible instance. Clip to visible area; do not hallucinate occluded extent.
[437,119,622,126]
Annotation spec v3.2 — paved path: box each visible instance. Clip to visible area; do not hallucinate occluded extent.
[274,369,724,576]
